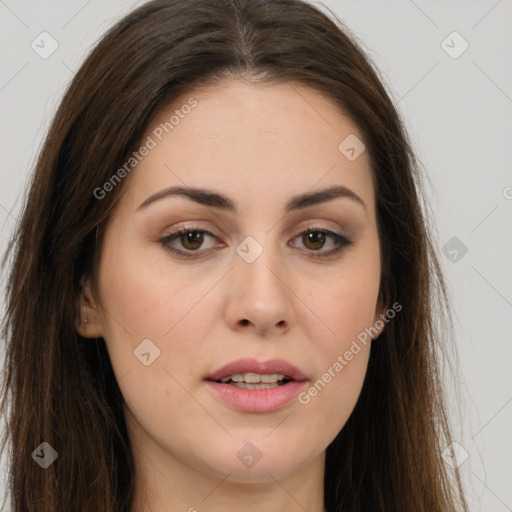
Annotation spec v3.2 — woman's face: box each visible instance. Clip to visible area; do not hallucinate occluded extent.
[78,79,386,483]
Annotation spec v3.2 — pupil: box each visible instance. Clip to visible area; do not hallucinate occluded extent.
[182,231,203,249]
[304,231,325,250]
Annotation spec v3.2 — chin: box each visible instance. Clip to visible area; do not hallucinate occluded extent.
[193,438,319,483]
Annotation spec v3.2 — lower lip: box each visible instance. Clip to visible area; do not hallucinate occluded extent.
[204,380,308,413]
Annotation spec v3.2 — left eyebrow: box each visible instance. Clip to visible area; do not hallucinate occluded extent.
[136,184,367,214]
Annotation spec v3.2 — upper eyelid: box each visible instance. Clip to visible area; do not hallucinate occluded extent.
[163,219,348,237]
[163,225,347,247]
[165,224,342,236]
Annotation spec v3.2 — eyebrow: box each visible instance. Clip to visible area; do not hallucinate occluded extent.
[136,184,367,214]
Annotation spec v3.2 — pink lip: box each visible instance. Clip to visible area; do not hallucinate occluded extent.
[204,381,308,413]
[204,358,309,413]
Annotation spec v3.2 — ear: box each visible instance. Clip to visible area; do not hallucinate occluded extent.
[371,296,389,341]
[75,277,103,339]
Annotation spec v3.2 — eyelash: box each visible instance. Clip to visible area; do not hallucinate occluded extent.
[159,225,354,260]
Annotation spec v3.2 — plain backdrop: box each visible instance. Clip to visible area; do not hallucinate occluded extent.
[0,1,511,510]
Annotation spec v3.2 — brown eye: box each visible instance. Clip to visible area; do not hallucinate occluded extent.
[302,231,326,250]
[160,227,218,259]
[179,231,204,250]
[290,228,354,259]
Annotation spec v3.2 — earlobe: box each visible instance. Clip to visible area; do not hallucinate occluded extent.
[75,277,103,338]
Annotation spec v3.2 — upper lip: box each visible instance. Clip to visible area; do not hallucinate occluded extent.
[206,358,308,382]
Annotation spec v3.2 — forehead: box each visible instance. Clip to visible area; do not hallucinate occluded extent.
[118,79,375,218]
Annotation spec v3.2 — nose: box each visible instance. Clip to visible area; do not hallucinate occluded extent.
[223,243,296,336]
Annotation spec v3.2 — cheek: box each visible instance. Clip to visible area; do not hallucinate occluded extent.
[293,243,379,435]
[300,242,381,353]
[94,234,218,427]
[95,230,225,397]
[97,229,215,341]
[301,344,370,444]
[297,289,372,441]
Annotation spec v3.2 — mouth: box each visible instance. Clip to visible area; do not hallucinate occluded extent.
[205,357,308,384]
[204,358,309,413]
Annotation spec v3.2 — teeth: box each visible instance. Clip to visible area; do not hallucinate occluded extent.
[245,372,262,383]
[219,373,287,384]
[230,382,280,390]
[260,373,283,383]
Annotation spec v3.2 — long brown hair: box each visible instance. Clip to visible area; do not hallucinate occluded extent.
[1,0,468,510]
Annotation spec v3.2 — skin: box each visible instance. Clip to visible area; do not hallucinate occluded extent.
[76,79,387,512]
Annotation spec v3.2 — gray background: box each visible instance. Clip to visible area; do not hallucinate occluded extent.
[0,0,511,510]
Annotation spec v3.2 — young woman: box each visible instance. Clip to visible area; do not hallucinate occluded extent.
[1,0,468,510]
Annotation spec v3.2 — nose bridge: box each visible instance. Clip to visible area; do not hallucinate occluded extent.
[235,233,285,300]
[227,232,294,332]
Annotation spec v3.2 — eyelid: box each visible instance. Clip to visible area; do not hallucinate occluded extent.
[159,222,353,260]
[290,225,353,259]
